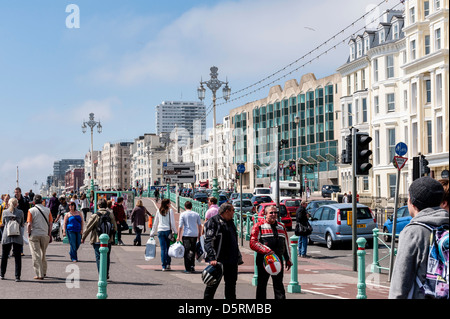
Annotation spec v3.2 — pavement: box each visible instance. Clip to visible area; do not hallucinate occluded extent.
[0,195,392,301]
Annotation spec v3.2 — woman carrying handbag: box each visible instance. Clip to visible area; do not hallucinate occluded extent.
[150,199,177,271]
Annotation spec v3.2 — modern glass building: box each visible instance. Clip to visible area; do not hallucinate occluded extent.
[230,73,342,191]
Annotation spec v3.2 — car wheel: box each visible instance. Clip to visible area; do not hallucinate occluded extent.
[326,233,335,250]
[383,227,391,242]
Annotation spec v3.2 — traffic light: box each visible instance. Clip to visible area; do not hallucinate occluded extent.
[342,134,352,164]
[421,155,430,176]
[412,156,420,181]
[355,132,372,175]
[236,171,240,180]
[289,161,296,176]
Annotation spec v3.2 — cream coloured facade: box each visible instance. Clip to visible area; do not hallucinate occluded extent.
[337,1,449,201]
[98,141,133,190]
[402,0,449,181]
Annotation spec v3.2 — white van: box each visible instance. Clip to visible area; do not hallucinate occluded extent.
[253,188,271,196]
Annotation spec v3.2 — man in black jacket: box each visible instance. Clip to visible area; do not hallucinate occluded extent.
[203,203,241,299]
[295,200,310,258]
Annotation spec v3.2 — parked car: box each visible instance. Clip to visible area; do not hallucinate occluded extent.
[230,192,253,201]
[308,203,376,249]
[382,205,411,242]
[280,198,302,218]
[305,200,338,216]
[256,202,292,231]
[219,194,229,206]
[193,192,208,204]
[251,195,274,208]
[321,185,341,198]
[232,199,254,217]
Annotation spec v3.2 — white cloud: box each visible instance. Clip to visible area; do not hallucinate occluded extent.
[87,0,383,87]
[71,97,121,123]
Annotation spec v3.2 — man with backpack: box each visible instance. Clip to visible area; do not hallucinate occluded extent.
[81,198,117,280]
[389,176,449,299]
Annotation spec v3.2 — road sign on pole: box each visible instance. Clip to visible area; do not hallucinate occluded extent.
[395,142,408,157]
[393,156,408,170]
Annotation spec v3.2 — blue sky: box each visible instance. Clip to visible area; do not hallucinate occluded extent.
[0,0,395,195]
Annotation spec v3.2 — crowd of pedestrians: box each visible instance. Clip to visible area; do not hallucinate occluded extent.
[0,176,448,300]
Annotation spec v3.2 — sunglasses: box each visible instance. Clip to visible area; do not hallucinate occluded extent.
[267,211,278,214]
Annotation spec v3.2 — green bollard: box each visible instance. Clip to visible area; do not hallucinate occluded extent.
[252,251,258,286]
[371,229,381,273]
[97,234,109,299]
[245,214,251,241]
[356,237,367,299]
[287,235,301,293]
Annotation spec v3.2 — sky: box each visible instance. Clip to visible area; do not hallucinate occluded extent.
[0,0,399,195]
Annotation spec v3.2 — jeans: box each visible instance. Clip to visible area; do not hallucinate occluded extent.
[182,236,197,271]
[297,235,308,256]
[116,221,128,242]
[204,263,238,299]
[93,243,112,277]
[67,230,81,261]
[157,230,172,269]
[1,243,22,279]
[134,227,142,245]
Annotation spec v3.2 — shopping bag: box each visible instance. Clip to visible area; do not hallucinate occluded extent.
[145,237,156,261]
[168,242,185,258]
[196,235,206,262]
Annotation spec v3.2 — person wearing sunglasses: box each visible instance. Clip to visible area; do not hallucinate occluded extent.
[250,205,292,299]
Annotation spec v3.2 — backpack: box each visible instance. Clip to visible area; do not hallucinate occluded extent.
[6,218,21,237]
[96,211,115,238]
[414,222,449,299]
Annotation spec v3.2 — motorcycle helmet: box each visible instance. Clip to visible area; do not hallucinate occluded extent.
[202,262,223,286]
[263,253,282,276]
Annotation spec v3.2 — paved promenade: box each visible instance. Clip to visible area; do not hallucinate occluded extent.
[0,196,391,301]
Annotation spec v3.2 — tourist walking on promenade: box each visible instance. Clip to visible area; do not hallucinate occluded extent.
[27,195,52,280]
[112,197,128,245]
[250,204,292,299]
[63,201,84,262]
[81,199,117,279]
[150,198,177,271]
[130,199,152,246]
[177,201,202,273]
[80,193,90,222]
[1,198,24,281]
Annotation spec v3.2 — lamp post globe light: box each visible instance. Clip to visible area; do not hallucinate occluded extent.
[197,66,231,200]
[82,113,102,193]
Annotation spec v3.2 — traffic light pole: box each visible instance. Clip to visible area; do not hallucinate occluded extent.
[352,127,357,271]
[388,167,401,282]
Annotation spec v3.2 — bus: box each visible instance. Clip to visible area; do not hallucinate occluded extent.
[270,181,301,202]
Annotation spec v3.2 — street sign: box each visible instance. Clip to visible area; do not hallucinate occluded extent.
[393,156,408,170]
[237,164,246,174]
[163,162,195,183]
[395,142,408,157]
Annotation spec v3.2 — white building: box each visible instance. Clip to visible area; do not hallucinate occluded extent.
[98,142,133,190]
[156,101,206,140]
[182,116,233,190]
[130,134,165,190]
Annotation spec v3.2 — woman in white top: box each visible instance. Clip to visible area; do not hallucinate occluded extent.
[80,193,90,222]
[150,198,177,271]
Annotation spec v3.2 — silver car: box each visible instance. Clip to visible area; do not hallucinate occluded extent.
[232,199,254,217]
[309,203,376,249]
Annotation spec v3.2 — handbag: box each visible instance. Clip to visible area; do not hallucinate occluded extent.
[167,209,176,242]
[295,221,313,236]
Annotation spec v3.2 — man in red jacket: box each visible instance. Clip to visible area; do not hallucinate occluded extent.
[250,205,292,299]
[112,197,128,245]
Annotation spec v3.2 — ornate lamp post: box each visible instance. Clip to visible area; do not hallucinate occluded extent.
[82,113,102,193]
[197,66,231,199]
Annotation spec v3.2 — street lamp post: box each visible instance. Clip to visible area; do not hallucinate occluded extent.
[197,66,231,200]
[82,113,102,193]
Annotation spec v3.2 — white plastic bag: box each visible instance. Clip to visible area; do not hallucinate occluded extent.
[145,237,156,261]
[168,242,185,258]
